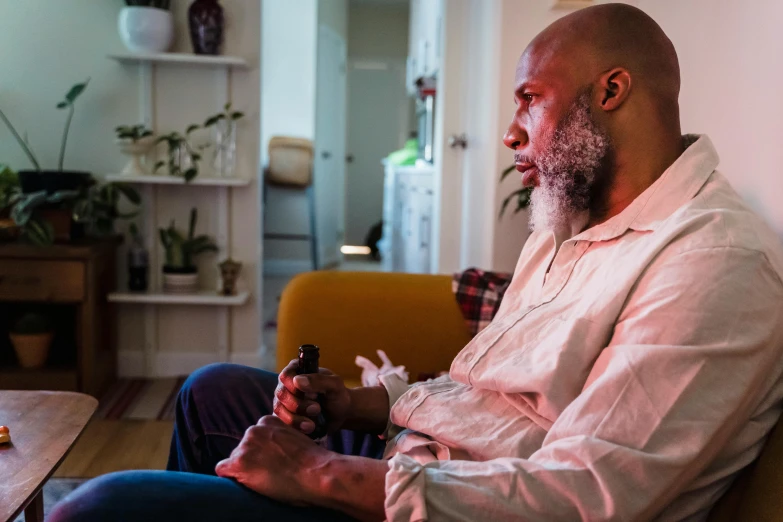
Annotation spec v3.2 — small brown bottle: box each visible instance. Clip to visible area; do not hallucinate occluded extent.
[297,345,328,439]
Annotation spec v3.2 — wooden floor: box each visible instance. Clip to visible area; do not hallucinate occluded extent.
[55,419,173,478]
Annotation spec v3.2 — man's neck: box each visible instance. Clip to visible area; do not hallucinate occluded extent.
[587,133,685,228]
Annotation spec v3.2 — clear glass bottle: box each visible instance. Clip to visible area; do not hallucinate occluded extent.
[213,119,237,177]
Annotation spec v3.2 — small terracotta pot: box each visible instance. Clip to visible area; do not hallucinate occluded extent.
[10,332,54,368]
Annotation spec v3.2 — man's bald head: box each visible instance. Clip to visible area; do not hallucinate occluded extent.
[520,3,680,117]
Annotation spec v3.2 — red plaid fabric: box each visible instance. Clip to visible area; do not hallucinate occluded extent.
[451,268,513,337]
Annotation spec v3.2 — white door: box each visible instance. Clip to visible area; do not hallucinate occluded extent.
[433,0,502,273]
[314,25,348,268]
[345,59,411,247]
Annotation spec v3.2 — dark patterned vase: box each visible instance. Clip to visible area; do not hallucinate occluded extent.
[188,0,224,55]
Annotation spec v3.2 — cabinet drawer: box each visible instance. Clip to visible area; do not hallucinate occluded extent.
[0,260,85,302]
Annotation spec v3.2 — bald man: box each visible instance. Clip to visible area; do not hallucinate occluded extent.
[51,4,783,522]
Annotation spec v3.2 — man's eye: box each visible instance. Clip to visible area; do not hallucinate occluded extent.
[523,93,535,103]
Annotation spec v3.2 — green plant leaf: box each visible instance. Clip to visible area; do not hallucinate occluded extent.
[56,101,69,109]
[499,187,532,218]
[112,183,142,205]
[23,217,55,246]
[184,168,198,182]
[231,111,244,120]
[204,115,223,127]
[188,207,197,239]
[186,124,200,135]
[64,79,90,104]
[224,102,232,111]
[500,164,517,182]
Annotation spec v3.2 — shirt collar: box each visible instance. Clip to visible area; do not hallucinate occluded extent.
[574,134,719,243]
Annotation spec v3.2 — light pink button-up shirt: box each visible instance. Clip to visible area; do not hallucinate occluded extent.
[380,135,783,521]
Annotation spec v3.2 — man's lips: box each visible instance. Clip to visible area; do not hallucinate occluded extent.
[516,163,539,188]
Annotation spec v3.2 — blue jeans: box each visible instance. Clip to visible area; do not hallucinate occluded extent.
[49,363,387,522]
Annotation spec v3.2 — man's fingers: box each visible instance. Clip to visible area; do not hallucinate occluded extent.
[293,372,343,395]
[278,359,300,395]
[215,458,233,477]
[275,385,320,415]
[272,401,316,433]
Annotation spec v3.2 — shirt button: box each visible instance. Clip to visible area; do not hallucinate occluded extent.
[464,351,475,362]
[410,390,421,400]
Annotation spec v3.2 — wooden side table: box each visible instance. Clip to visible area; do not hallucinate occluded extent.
[0,239,119,397]
[0,390,97,522]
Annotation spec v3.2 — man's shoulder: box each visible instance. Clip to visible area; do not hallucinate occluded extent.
[665,169,783,269]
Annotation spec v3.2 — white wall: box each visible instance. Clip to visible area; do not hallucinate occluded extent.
[0,0,262,373]
[261,0,349,270]
[638,0,783,236]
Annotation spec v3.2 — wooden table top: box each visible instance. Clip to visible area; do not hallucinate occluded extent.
[0,391,97,522]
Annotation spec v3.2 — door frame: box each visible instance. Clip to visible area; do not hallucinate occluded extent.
[433,0,503,274]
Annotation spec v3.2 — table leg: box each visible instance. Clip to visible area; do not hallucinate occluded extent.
[24,491,43,522]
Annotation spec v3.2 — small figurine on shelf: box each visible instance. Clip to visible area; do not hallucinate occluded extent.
[218,258,242,296]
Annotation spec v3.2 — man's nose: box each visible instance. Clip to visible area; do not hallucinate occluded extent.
[503,124,526,150]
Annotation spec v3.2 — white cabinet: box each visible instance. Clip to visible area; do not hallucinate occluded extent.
[380,161,435,273]
[407,0,442,93]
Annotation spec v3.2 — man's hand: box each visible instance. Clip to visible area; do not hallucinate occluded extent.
[274,359,351,435]
[215,415,331,506]
[217,415,388,520]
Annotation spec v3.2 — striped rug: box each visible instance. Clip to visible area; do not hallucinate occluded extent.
[97,377,187,421]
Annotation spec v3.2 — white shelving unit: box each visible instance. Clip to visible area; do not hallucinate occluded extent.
[109,51,250,376]
[105,174,251,187]
[109,290,249,306]
[108,52,248,69]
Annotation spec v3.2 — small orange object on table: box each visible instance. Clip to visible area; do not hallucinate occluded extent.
[0,425,9,444]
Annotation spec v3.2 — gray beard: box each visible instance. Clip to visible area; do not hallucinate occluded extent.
[529,93,611,234]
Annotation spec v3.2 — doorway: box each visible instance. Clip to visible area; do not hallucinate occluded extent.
[345,59,411,249]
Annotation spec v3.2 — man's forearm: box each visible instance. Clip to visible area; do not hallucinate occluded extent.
[342,385,390,434]
[315,454,388,522]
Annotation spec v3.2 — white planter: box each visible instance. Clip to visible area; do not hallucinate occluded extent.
[163,272,199,294]
[118,7,174,54]
[117,136,156,176]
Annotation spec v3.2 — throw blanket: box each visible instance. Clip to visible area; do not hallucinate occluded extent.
[451,268,513,337]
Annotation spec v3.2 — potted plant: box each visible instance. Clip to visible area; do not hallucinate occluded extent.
[159,207,218,293]
[499,164,533,217]
[9,312,54,369]
[204,103,244,177]
[116,124,156,176]
[0,79,93,195]
[119,0,174,54]
[155,124,204,182]
[0,165,21,241]
[72,182,142,236]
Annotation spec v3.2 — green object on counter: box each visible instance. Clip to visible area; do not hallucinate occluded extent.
[386,138,419,166]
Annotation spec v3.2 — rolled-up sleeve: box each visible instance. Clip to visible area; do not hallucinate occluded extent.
[384,247,783,521]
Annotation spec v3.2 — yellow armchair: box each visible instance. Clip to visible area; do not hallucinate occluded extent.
[276,270,783,521]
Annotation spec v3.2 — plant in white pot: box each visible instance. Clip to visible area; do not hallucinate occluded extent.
[116,124,155,176]
[119,0,174,54]
[10,313,53,369]
[159,207,218,294]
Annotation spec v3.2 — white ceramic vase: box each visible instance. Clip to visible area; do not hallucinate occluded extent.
[118,7,174,54]
[117,136,156,176]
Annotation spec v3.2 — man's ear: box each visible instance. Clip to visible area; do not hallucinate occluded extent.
[597,68,631,111]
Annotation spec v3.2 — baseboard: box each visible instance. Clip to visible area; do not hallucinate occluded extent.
[118,349,265,378]
[263,258,314,276]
